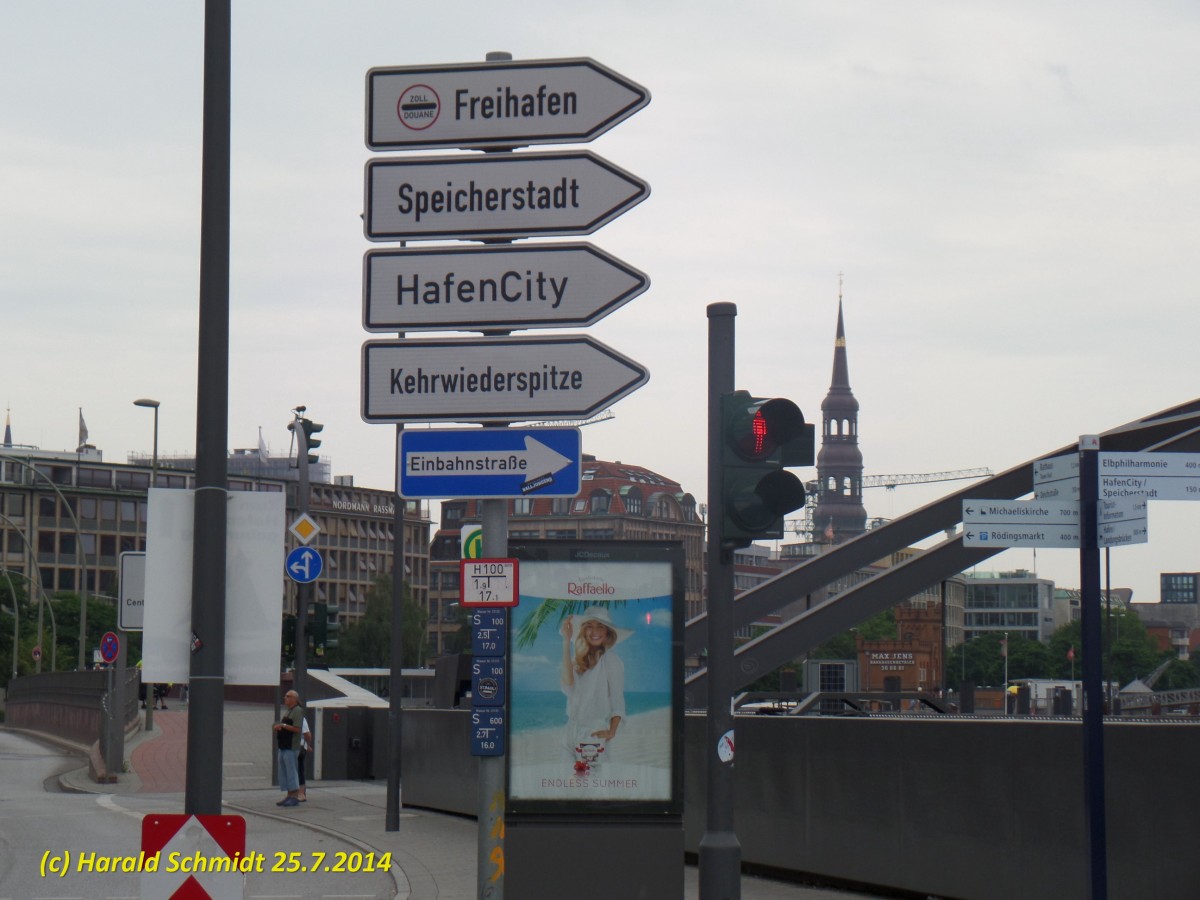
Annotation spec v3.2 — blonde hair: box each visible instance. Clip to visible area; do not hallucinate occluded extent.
[573,620,617,675]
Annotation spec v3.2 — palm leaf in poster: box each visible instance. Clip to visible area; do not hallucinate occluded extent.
[514,597,632,649]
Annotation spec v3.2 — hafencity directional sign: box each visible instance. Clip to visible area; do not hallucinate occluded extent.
[398,427,582,498]
[962,499,1081,548]
[361,335,648,423]
[367,57,650,151]
[364,151,649,242]
[363,242,649,332]
[1100,451,1200,501]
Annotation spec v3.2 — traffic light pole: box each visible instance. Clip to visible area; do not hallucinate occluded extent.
[294,422,311,699]
[700,301,740,900]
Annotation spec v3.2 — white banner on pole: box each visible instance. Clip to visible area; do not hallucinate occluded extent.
[141,489,286,685]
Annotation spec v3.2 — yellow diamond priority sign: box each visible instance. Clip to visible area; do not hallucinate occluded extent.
[289,512,321,546]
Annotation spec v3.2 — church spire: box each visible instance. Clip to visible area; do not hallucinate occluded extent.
[813,285,867,544]
[3,406,11,448]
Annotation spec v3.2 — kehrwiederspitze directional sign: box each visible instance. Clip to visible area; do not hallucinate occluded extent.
[363,242,649,332]
[366,57,650,151]
[361,334,649,423]
[364,151,649,242]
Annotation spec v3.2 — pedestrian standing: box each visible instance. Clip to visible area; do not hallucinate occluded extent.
[273,690,304,808]
[297,715,311,802]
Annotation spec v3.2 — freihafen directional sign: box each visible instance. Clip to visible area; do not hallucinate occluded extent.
[363,242,649,332]
[399,427,581,498]
[364,151,649,242]
[362,335,648,423]
[366,57,650,150]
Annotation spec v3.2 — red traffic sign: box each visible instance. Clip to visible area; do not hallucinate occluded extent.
[141,814,246,899]
[366,57,650,151]
[364,150,649,242]
[99,631,120,664]
[32,645,41,662]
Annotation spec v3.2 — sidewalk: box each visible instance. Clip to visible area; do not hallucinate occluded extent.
[59,703,878,900]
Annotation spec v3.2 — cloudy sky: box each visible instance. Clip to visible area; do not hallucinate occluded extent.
[4,2,1199,605]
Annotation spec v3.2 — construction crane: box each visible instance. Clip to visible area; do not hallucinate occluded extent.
[787,467,993,537]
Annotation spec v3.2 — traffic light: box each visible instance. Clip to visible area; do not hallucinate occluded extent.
[719,391,814,547]
[325,605,340,650]
[300,418,323,465]
[309,602,328,654]
[282,613,297,659]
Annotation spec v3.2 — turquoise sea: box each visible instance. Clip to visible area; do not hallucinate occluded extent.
[510,690,670,734]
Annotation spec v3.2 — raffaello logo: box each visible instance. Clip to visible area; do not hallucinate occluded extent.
[567,582,616,596]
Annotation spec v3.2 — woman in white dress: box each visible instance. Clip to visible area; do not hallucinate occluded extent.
[560,606,632,772]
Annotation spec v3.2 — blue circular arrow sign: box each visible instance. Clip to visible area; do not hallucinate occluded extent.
[286,546,323,584]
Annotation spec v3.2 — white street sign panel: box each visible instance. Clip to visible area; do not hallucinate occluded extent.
[1098,496,1149,547]
[118,551,146,631]
[1033,454,1079,500]
[364,151,649,242]
[460,558,520,607]
[1100,451,1200,501]
[962,499,1080,548]
[362,335,649,423]
[363,242,649,332]
[367,57,649,150]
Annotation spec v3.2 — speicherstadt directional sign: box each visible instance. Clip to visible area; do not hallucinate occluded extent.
[361,335,648,423]
[364,150,649,242]
[363,242,649,332]
[366,57,650,151]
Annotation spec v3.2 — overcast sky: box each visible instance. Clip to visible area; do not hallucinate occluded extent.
[4,2,1199,606]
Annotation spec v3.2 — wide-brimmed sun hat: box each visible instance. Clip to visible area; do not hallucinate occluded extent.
[572,606,634,644]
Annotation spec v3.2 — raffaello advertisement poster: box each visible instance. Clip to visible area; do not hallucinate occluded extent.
[507,542,682,815]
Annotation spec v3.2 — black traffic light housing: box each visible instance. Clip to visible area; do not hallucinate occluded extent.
[300,418,323,465]
[719,391,814,547]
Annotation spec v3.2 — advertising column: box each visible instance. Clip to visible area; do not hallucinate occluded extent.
[503,541,684,898]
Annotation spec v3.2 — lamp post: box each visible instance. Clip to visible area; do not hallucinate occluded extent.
[5,457,89,669]
[1,567,56,673]
[133,399,160,488]
[2,568,17,679]
[133,398,160,732]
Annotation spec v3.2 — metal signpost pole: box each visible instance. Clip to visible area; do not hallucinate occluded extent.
[478,496,508,900]
[186,0,231,816]
[1078,435,1108,899]
[700,301,740,900]
[386,419,405,833]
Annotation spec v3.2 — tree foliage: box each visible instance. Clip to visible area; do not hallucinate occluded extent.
[1,586,137,691]
[325,575,428,668]
[946,608,1171,690]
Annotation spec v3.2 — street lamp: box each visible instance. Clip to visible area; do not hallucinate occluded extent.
[133,399,160,488]
[133,398,160,730]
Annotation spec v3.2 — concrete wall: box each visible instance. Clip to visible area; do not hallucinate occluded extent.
[397,709,1200,900]
[6,669,139,744]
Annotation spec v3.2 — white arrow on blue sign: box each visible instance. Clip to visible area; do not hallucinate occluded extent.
[399,427,581,498]
[286,546,323,584]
